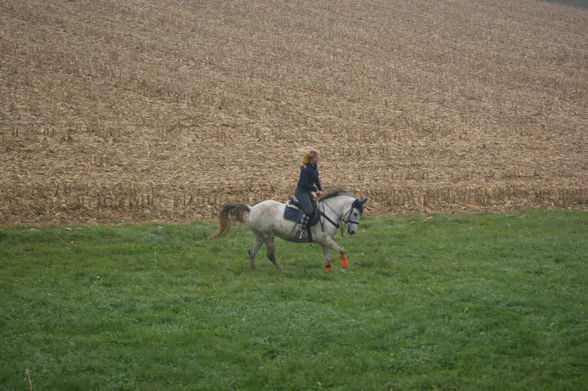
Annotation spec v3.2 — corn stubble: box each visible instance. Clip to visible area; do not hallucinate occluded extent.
[0,0,586,224]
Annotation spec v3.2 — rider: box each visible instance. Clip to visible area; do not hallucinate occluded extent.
[295,147,324,238]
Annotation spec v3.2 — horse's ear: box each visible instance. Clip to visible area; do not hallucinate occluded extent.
[353,198,368,213]
[359,199,368,213]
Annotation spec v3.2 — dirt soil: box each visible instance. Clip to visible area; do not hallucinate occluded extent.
[1,0,587,224]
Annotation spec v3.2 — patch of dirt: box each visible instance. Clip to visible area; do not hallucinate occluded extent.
[1,0,587,224]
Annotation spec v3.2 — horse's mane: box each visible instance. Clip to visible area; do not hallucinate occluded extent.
[320,189,355,201]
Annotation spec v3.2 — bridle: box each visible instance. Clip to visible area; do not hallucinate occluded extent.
[343,206,361,226]
[319,199,362,231]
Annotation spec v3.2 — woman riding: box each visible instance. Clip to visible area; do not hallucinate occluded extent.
[295,146,324,238]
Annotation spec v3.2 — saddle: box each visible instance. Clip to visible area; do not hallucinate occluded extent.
[283,195,320,226]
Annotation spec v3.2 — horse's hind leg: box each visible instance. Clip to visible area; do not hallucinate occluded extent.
[265,235,285,272]
[248,235,264,269]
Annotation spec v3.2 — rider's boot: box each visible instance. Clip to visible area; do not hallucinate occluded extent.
[297,213,311,239]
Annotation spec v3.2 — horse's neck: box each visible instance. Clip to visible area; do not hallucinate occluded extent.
[320,196,351,218]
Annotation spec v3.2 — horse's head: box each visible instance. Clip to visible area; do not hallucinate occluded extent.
[345,198,368,235]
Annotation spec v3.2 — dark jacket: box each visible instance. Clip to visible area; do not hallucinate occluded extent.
[296,164,322,192]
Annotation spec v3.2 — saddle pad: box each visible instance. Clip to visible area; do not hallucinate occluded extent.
[284,206,301,222]
[284,205,322,227]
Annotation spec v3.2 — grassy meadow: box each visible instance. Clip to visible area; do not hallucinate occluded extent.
[1,210,587,390]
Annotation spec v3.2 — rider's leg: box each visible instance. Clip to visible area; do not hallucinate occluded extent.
[296,214,310,238]
[294,188,314,239]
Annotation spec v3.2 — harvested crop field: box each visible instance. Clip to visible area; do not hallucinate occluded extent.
[1,0,587,224]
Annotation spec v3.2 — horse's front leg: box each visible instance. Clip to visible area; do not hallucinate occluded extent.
[323,237,349,272]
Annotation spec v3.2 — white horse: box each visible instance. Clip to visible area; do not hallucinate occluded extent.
[211,190,367,272]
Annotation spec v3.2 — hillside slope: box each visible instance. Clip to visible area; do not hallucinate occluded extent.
[1,0,587,224]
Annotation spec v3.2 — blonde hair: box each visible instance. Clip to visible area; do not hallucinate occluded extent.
[298,146,320,165]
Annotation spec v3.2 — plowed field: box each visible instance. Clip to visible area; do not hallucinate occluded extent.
[1,0,587,224]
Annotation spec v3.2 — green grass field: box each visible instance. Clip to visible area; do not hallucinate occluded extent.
[1,210,587,390]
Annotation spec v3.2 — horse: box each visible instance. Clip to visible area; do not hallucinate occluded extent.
[211,190,367,272]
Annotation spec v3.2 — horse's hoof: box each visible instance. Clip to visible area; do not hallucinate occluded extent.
[340,268,347,273]
[340,254,349,269]
[325,263,333,271]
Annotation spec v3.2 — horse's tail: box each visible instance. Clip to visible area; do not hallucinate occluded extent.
[210,203,251,239]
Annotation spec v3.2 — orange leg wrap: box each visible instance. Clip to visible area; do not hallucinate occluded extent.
[341,254,349,269]
[325,262,333,271]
